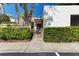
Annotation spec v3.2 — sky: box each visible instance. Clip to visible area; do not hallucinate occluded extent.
[0,3,57,18]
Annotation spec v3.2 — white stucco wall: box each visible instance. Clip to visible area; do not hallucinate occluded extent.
[44,5,79,27]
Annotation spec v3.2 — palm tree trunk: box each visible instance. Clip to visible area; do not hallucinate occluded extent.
[20,3,29,24]
[16,12,19,24]
[29,3,34,31]
[14,3,19,24]
[0,3,5,14]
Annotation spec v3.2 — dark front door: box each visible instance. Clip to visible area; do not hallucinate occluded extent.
[71,15,79,26]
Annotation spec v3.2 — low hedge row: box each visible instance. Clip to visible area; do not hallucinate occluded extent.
[44,26,79,42]
[0,27,32,41]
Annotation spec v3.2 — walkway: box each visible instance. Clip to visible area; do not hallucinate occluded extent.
[24,33,79,53]
[0,32,79,53]
[25,32,45,52]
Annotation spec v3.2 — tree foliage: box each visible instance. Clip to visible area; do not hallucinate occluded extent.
[0,14,10,23]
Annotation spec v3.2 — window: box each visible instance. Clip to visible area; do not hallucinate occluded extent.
[71,15,79,26]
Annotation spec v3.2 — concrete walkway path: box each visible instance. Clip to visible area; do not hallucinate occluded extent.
[24,33,79,53]
[0,32,79,53]
[25,33,45,52]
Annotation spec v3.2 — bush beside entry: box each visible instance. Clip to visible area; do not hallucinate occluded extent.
[44,26,79,42]
[0,27,32,41]
[0,14,10,23]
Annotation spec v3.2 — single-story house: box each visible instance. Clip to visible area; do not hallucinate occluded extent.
[44,5,79,27]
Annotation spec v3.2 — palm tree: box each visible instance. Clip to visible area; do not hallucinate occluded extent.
[7,3,19,24]
[0,3,5,14]
[14,3,19,24]
[29,3,34,31]
[29,3,34,21]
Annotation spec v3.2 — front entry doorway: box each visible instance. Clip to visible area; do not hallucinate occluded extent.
[34,18,43,34]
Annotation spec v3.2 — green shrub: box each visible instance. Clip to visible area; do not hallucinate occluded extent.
[0,14,10,23]
[0,27,31,41]
[44,26,79,42]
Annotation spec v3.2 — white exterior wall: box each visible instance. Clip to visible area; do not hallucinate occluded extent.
[44,5,79,27]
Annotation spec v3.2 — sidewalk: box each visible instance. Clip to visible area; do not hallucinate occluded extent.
[0,33,79,53]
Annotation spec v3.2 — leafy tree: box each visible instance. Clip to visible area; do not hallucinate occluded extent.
[20,3,34,24]
[0,14,10,23]
[20,3,35,32]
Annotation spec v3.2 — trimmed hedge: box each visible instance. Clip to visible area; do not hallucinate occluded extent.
[0,27,32,41]
[44,26,79,42]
